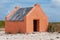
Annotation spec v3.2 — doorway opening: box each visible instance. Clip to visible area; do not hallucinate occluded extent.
[33,20,39,32]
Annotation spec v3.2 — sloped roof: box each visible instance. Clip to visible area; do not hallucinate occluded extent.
[9,7,33,21]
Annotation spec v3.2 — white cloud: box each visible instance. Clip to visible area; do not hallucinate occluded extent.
[52,0,60,7]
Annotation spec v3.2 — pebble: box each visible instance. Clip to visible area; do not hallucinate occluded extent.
[0,31,60,40]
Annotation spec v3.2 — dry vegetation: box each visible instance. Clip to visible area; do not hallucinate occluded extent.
[0,21,5,28]
[0,21,60,32]
[48,22,60,32]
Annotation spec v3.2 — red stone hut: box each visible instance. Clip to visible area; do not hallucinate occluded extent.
[5,4,48,33]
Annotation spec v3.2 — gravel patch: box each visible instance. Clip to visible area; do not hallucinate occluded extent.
[0,31,60,40]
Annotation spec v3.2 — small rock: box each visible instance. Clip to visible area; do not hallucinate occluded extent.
[50,39,54,40]
[6,38,8,39]
[56,37,60,39]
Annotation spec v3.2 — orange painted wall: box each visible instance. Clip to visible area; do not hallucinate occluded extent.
[25,4,48,33]
[5,17,26,33]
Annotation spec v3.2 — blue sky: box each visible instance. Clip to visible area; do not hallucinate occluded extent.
[0,0,60,22]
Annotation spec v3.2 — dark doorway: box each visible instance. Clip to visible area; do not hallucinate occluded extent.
[33,20,39,32]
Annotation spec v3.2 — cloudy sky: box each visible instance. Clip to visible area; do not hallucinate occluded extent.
[0,0,60,22]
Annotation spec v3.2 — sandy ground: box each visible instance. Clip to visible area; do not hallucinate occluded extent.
[0,31,60,40]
